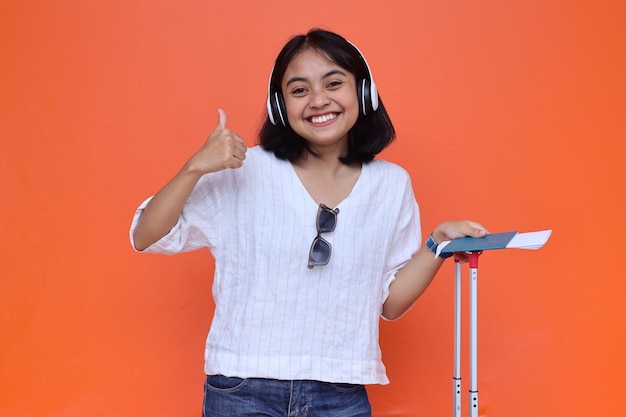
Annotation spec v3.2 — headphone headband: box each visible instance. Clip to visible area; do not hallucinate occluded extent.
[345,39,379,114]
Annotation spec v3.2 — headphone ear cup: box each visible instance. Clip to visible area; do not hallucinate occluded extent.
[267,92,288,127]
[267,95,277,125]
[370,79,379,112]
[275,92,287,127]
[358,79,372,115]
[357,78,379,115]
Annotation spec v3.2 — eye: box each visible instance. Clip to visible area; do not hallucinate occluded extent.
[290,87,308,96]
[327,80,344,89]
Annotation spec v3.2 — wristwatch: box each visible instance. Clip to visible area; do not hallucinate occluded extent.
[425,233,453,259]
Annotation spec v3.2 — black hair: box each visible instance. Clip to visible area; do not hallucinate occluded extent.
[259,28,396,165]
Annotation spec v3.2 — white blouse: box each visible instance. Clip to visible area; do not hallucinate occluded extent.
[130,146,422,384]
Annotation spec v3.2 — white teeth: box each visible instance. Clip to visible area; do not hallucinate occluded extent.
[310,113,337,124]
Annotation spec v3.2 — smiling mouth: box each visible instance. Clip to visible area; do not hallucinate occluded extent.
[309,113,338,124]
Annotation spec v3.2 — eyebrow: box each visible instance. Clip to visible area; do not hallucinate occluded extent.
[285,69,348,87]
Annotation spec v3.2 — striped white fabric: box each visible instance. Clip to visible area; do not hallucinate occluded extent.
[130,146,422,385]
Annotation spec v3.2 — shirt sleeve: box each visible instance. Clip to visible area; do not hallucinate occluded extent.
[380,172,422,316]
[128,174,223,255]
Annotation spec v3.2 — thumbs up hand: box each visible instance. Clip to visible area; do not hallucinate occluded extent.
[186,109,247,174]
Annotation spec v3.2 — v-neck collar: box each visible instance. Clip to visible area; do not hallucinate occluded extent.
[288,161,366,211]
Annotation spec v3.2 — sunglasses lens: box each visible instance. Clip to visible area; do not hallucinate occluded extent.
[310,238,331,265]
[318,209,337,232]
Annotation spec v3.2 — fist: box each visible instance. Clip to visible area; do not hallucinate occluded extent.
[187,109,247,174]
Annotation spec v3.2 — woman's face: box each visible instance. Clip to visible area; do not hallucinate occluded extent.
[281,49,359,153]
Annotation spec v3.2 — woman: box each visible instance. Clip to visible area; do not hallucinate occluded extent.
[130,28,487,417]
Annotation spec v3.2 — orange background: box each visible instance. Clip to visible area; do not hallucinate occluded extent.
[1,1,625,416]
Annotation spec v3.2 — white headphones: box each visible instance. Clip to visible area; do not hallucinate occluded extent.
[266,39,379,127]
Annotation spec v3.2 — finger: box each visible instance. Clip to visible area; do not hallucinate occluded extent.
[217,108,227,130]
[466,221,489,237]
[229,131,245,145]
[234,141,247,156]
[232,143,247,161]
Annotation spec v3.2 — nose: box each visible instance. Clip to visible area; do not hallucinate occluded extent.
[309,87,330,108]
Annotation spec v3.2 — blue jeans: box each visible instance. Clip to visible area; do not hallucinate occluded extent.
[202,375,372,417]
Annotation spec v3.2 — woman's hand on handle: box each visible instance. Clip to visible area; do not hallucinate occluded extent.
[383,220,489,320]
[432,220,489,263]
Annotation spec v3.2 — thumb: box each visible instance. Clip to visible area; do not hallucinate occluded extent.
[216,108,227,130]
[467,222,488,237]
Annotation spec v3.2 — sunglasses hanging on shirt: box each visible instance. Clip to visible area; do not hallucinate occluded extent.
[308,204,339,269]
